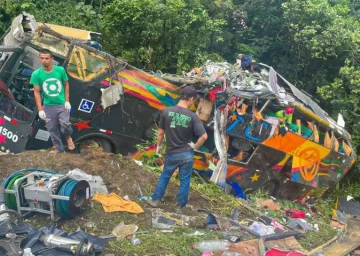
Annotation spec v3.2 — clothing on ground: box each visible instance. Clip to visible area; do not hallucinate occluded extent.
[159,105,206,154]
[92,193,144,213]
[30,65,68,106]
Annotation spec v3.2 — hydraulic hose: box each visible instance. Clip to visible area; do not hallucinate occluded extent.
[5,173,24,210]
[55,179,78,218]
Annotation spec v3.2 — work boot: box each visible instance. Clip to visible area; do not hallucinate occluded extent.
[147,200,160,208]
[175,204,185,214]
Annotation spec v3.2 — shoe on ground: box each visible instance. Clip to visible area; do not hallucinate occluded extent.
[147,200,160,208]
[175,205,185,214]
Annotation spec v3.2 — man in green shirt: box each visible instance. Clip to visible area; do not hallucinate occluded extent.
[30,49,74,153]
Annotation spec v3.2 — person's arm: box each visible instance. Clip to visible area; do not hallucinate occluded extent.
[157,128,165,147]
[287,113,293,124]
[275,110,284,123]
[194,132,208,149]
[33,86,42,111]
[64,81,70,102]
[192,114,208,149]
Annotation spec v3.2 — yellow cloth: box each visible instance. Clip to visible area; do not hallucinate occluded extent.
[92,193,144,214]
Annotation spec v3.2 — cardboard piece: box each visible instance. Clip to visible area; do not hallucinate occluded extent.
[330,219,346,230]
[196,98,214,122]
[265,236,307,254]
[213,239,260,256]
[258,199,281,211]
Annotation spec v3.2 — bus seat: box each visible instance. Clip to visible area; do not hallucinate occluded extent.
[313,124,319,143]
[343,141,352,156]
[301,123,313,138]
[324,132,332,148]
[332,133,339,151]
[296,119,301,136]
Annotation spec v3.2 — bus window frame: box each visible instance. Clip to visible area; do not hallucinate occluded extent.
[288,107,334,148]
[66,45,109,82]
[228,143,259,165]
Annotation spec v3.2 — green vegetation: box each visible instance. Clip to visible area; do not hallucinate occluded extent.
[1,1,358,175]
[107,227,222,256]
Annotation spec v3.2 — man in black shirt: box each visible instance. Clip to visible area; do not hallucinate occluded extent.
[148,86,208,211]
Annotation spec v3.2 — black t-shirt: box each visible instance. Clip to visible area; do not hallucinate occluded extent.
[159,106,206,154]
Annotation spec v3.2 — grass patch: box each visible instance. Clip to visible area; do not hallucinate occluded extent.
[298,225,338,250]
[107,227,222,256]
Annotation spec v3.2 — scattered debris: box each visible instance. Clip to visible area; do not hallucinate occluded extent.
[264,248,306,256]
[287,218,312,231]
[68,168,108,196]
[249,221,275,235]
[285,209,306,219]
[151,209,207,229]
[191,239,230,253]
[213,239,260,256]
[330,219,346,230]
[130,237,142,246]
[259,215,286,231]
[265,236,307,253]
[337,198,360,217]
[111,222,138,240]
[258,199,281,211]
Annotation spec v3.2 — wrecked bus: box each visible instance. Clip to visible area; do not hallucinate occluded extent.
[0,13,180,154]
[136,62,356,199]
[0,13,356,199]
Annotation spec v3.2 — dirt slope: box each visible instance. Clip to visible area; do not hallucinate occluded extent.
[0,149,212,230]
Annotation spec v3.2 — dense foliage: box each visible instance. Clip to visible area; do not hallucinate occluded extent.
[1,0,359,171]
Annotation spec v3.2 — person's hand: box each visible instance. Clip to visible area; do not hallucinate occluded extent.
[278,118,284,123]
[65,102,71,111]
[38,110,46,120]
[156,145,162,157]
[188,142,195,149]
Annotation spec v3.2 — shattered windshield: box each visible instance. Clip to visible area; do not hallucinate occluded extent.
[67,45,109,81]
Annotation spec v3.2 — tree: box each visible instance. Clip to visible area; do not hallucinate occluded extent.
[101,0,227,72]
[0,0,101,35]
[280,0,358,91]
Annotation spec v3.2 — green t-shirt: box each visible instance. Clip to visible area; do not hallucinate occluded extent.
[30,65,68,106]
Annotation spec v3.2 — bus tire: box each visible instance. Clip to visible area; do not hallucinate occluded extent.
[261,179,279,197]
[97,138,112,152]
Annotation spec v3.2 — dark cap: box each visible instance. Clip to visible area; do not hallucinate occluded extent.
[181,86,198,98]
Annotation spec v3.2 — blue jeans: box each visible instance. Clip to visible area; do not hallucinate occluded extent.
[152,150,194,207]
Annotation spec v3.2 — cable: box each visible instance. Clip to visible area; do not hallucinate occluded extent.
[55,179,78,218]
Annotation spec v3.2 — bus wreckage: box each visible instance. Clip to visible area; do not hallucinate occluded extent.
[0,13,356,199]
